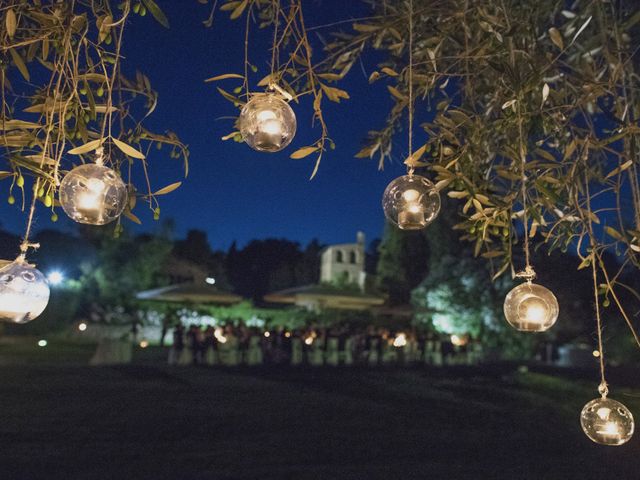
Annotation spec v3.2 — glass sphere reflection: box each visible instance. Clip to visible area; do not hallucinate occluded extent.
[503,282,559,332]
[581,397,634,446]
[382,174,441,230]
[0,260,50,324]
[239,94,297,152]
[60,163,127,225]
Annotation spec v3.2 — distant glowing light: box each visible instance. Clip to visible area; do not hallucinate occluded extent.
[285,331,291,338]
[37,339,47,347]
[78,322,87,332]
[214,327,227,344]
[205,277,216,285]
[264,331,270,338]
[139,340,149,348]
[393,333,407,347]
[47,270,64,286]
[304,336,314,345]
[451,334,469,346]
[593,350,601,358]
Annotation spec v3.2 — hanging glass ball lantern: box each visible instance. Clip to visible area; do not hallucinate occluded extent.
[0,260,50,324]
[59,163,127,225]
[581,397,634,446]
[382,174,441,230]
[503,282,558,332]
[239,93,297,152]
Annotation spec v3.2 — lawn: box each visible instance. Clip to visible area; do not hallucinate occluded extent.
[0,338,638,479]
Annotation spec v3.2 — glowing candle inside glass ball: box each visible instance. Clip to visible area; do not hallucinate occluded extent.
[382,175,440,230]
[398,188,426,229]
[598,421,620,437]
[60,163,127,225]
[581,397,635,446]
[239,94,297,152]
[77,178,107,213]
[0,261,50,324]
[594,408,622,439]
[503,282,559,332]
[403,189,420,202]
[255,110,284,149]
[256,109,279,129]
[261,119,283,135]
[518,296,548,324]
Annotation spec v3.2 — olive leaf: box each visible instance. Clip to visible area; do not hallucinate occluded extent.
[68,139,103,155]
[153,182,182,196]
[204,73,244,82]
[6,9,17,38]
[548,27,564,49]
[320,84,350,103]
[387,85,406,101]
[290,146,319,159]
[141,0,170,28]
[112,138,146,159]
[230,0,248,20]
[9,48,29,81]
[123,209,142,224]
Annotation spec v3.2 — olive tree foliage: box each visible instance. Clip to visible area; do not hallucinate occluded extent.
[208,0,640,348]
[0,0,188,245]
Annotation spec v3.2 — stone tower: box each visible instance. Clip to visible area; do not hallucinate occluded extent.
[320,231,366,290]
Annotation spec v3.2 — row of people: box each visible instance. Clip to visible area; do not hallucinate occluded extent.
[167,324,483,367]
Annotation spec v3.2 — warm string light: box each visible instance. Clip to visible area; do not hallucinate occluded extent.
[381,0,440,230]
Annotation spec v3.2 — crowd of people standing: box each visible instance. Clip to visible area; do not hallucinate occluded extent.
[167,323,483,367]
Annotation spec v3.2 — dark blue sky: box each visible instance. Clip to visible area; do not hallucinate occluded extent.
[2,1,407,251]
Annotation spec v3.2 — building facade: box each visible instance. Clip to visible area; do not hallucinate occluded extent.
[320,231,366,290]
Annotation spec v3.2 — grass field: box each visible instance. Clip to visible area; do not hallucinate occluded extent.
[0,337,638,479]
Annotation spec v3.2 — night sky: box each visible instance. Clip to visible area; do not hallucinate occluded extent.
[2,1,407,251]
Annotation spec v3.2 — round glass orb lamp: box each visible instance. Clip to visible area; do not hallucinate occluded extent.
[581,397,634,446]
[382,174,441,230]
[0,260,50,324]
[59,163,127,225]
[503,282,559,332]
[239,93,296,152]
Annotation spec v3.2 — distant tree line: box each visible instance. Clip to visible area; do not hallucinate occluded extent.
[1,211,638,362]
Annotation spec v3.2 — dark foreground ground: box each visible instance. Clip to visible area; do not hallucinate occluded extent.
[0,339,638,480]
